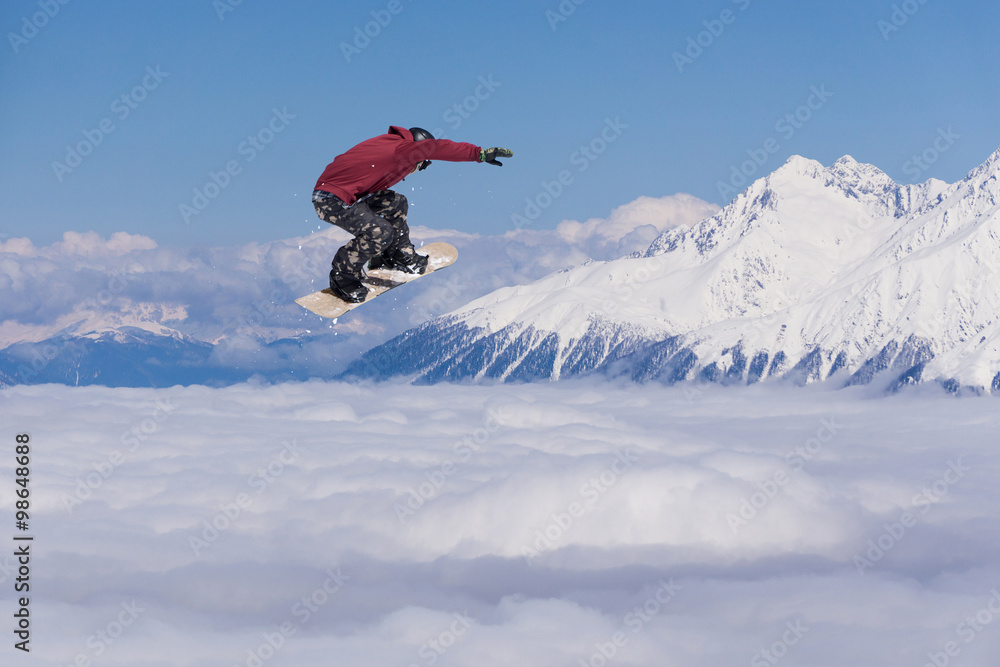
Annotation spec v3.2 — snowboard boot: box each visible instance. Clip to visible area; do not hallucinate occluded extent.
[368,248,428,275]
[329,270,368,303]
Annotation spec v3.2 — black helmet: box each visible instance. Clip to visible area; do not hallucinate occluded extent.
[409,127,434,142]
[409,127,434,170]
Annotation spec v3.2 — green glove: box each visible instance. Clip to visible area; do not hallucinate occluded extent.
[479,147,513,166]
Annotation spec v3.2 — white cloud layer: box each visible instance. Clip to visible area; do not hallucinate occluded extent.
[2,381,998,666]
[555,193,719,260]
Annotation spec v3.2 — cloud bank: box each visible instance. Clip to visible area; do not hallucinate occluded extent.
[3,380,998,666]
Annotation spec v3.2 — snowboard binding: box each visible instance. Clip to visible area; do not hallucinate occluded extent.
[368,248,428,275]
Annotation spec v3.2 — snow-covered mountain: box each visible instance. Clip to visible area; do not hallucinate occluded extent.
[347,148,1000,392]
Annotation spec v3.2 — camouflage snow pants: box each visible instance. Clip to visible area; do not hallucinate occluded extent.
[312,190,417,277]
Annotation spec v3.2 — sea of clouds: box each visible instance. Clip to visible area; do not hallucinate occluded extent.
[2,378,999,666]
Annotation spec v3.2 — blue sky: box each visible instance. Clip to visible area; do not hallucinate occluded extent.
[2,0,999,247]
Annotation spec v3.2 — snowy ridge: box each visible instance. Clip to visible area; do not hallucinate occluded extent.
[0,299,191,346]
[350,148,1000,392]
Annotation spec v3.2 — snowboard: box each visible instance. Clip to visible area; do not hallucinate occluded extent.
[295,242,458,319]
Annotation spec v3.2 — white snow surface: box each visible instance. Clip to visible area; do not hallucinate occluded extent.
[2,380,999,666]
[454,150,1000,388]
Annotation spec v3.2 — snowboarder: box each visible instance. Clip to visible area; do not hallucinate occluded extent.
[312,126,513,303]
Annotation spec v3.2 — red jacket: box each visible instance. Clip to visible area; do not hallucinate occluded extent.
[314,126,481,205]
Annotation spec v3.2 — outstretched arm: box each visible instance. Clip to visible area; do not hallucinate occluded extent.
[399,140,514,166]
[400,138,479,164]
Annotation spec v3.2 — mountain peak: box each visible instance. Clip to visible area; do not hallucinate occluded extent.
[770,154,897,191]
[774,155,825,179]
[830,154,893,181]
[964,145,1000,182]
[771,154,894,188]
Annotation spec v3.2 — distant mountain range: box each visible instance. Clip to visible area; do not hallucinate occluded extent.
[0,326,286,387]
[345,148,1000,393]
[0,292,362,386]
